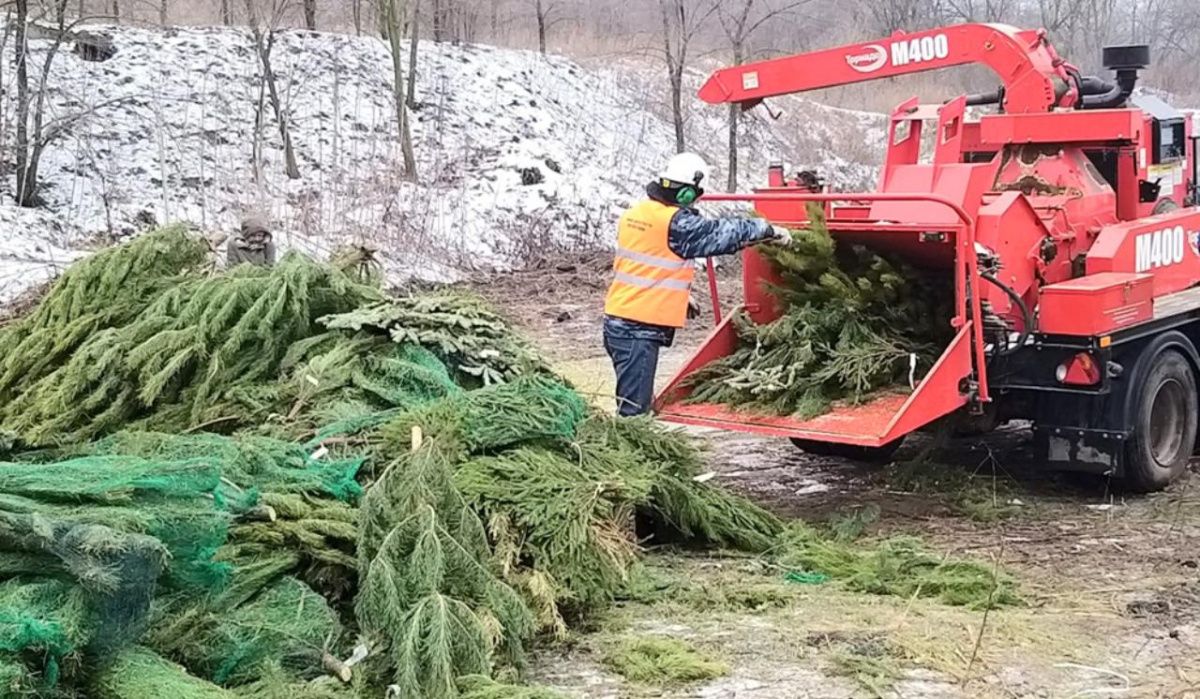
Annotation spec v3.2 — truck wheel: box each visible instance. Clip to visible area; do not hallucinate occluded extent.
[1124,349,1197,492]
[790,437,904,463]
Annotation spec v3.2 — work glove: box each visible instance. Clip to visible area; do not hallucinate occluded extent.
[687,295,701,320]
[766,224,793,246]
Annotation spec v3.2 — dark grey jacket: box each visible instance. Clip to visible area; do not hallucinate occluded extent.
[227,237,277,268]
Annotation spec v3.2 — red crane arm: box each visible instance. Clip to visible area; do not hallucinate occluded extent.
[698,23,1076,113]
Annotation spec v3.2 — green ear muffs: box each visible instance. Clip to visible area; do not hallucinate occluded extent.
[676,186,701,206]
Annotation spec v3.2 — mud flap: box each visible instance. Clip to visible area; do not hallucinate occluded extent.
[1033,426,1128,477]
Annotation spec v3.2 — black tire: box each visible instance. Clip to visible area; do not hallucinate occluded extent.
[1124,349,1198,492]
[790,437,904,463]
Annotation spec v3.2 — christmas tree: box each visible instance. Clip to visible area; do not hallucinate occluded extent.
[686,204,953,417]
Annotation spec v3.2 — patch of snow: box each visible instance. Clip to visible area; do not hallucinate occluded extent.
[0,205,88,300]
[794,482,831,496]
[0,25,886,301]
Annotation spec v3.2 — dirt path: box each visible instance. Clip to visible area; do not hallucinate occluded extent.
[471,259,1200,698]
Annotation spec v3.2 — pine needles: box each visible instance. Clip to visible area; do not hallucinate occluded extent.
[601,636,728,685]
[91,646,237,699]
[0,229,887,698]
[322,290,548,387]
[685,205,953,416]
[353,378,784,697]
[0,226,210,408]
[0,254,379,445]
[356,442,533,699]
[156,576,343,686]
[774,524,1020,609]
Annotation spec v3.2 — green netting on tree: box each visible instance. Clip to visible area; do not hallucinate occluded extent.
[321,290,549,387]
[82,432,363,503]
[232,335,463,433]
[684,203,953,416]
[153,576,341,687]
[3,518,163,640]
[0,578,88,692]
[0,460,226,693]
[285,341,474,455]
[0,226,210,408]
[90,646,236,699]
[0,511,174,691]
[0,456,231,593]
[0,455,220,504]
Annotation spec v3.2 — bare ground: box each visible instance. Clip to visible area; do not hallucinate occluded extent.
[469,257,1200,699]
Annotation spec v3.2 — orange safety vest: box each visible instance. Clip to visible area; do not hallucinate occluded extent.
[604,199,694,328]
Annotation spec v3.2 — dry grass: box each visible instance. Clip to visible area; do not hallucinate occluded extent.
[604,551,1120,696]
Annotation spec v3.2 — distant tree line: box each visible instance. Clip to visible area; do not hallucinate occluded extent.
[6,0,1197,209]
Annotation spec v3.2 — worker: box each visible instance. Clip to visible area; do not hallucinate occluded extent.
[603,152,792,417]
[227,214,277,267]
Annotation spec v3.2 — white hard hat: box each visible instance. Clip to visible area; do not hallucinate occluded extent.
[660,152,710,187]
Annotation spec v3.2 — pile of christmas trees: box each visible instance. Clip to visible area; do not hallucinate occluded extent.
[0,228,781,698]
[685,205,953,418]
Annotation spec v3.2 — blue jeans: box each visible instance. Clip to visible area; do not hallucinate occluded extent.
[603,316,672,417]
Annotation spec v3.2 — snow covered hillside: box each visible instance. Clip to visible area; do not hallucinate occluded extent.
[0,26,885,299]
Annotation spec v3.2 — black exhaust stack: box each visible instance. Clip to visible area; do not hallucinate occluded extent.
[1079,44,1150,109]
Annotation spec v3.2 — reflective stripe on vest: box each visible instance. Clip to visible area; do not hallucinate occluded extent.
[604,199,694,328]
[611,271,691,290]
[615,246,689,271]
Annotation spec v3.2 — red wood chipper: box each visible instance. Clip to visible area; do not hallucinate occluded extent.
[654,23,1200,492]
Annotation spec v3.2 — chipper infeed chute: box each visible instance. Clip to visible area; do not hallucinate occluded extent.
[654,193,986,448]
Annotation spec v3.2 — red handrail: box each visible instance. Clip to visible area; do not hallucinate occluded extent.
[699,192,989,402]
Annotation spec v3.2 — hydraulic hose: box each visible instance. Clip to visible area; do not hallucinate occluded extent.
[963,89,1003,107]
[1076,75,1116,96]
[981,273,1032,357]
[1080,69,1138,109]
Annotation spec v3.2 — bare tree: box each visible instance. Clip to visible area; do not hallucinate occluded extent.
[303,0,316,29]
[942,0,1014,22]
[658,0,718,153]
[380,0,418,179]
[159,0,167,24]
[109,0,118,22]
[352,0,362,34]
[406,0,420,109]
[431,0,444,41]
[221,0,233,24]
[532,0,561,54]
[14,0,31,204]
[719,0,806,189]
[12,0,117,207]
[245,0,301,179]
[866,0,936,33]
